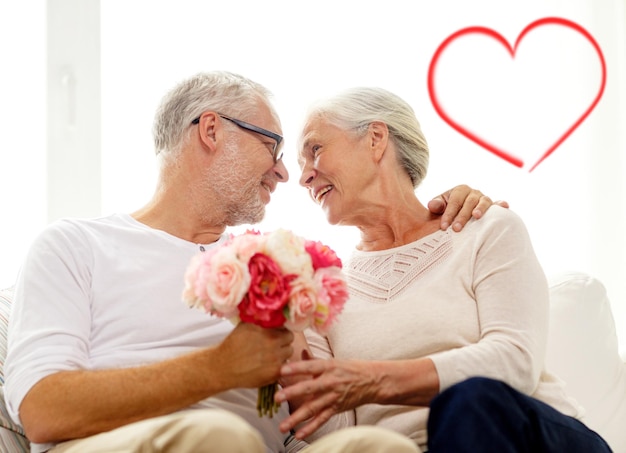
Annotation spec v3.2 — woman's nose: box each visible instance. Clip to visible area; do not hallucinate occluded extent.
[299,166,314,187]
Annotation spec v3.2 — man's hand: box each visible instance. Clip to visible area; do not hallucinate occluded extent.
[428,185,509,232]
[218,323,295,389]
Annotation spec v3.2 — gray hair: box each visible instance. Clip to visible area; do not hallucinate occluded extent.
[153,71,275,157]
[305,87,429,188]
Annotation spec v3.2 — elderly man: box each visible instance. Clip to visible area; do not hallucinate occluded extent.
[4,71,497,453]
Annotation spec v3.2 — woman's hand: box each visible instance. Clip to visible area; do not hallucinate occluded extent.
[275,358,379,439]
[276,356,440,439]
[428,184,509,231]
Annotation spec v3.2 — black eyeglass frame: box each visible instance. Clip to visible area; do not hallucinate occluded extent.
[192,113,283,162]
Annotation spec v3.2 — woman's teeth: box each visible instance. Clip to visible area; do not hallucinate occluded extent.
[316,185,332,203]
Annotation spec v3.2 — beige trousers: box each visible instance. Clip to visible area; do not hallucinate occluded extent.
[50,409,421,453]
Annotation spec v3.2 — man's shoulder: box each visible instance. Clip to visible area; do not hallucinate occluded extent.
[31,213,137,249]
[44,213,133,234]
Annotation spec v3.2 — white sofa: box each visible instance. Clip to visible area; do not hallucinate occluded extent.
[544,272,626,452]
[1,272,625,452]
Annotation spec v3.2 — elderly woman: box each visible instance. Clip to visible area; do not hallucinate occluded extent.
[275,87,612,452]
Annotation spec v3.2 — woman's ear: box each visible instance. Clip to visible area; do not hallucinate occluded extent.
[368,121,389,162]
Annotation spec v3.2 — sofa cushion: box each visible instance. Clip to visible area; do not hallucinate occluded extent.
[0,287,29,451]
[546,272,626,452]
[0,385,29,452]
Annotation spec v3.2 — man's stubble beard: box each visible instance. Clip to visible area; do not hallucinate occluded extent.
[198,137,267,226]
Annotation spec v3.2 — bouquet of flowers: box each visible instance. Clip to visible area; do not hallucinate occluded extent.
[182,228,349,417]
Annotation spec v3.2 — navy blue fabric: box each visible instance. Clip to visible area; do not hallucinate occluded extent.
[427,377,612,453]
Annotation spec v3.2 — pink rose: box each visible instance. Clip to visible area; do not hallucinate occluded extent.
[285,277,318,331]
[238,253,292,328]
[199,247,250,318]
[305,240,343,270]
[182,254,202,308]
[230,231,265,262]
[312,267,349,334]
[182,249,218,310]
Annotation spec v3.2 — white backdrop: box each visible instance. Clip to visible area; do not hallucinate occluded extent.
[1,0,625,352]
[0,0,46,289]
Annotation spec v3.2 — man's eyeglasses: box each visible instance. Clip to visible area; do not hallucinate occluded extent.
[191,114,283,162]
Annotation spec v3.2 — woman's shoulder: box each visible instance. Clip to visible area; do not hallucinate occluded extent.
[463,205,529,237]
[477,204,524,225]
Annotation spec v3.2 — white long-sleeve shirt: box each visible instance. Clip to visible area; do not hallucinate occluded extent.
[306,206,582,450]
[4,213,293,453]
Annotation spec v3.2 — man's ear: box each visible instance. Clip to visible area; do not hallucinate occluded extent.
[196,112,220,152]
[368,121,389,163]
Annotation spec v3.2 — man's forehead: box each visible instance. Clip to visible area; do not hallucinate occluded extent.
[248,98,282,130]
[263,107,283,135]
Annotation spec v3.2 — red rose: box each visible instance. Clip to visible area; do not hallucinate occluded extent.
[238,253,292,328]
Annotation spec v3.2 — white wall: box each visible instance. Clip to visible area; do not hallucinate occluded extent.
[0,0,46,288]
[47,0,101,222]
[1,0,624,354]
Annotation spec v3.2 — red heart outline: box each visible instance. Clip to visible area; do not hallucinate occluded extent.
[427,17,606,172]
